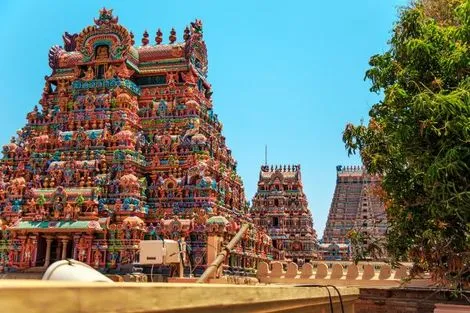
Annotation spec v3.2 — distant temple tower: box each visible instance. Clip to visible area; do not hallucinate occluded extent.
[319,165,387,260]
[251,165,318,264]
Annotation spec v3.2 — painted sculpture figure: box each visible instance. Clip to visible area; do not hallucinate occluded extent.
[0,8,272,275]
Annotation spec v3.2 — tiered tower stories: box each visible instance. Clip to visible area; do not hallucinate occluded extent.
[0,8,273,273]
[251,165,318,265]
[320,166,387,260]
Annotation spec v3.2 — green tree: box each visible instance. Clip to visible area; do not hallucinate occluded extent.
[343,0,470,289]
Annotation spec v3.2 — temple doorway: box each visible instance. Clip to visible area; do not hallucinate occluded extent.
[35,236,74,267]
[273,217,279,227]
[36,237,47,266]
[50,240,59,263]
[66,241,73,259]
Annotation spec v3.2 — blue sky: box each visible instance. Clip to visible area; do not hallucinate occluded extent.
[0,0,408,236]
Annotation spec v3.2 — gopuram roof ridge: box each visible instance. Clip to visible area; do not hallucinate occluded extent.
[260,164,301,173]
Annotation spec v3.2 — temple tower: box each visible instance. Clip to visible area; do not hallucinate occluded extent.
[319,165,387,260]
[250,165,318,265]
[0,9,272,274]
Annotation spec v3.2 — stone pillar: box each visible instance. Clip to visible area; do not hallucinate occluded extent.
[31,236,38,266]
[85,235,93,265]
[72,236,79,260]
[17,236,27,265]
[44,238,53,267]
[56,241,61,261]
[61,239,69,260]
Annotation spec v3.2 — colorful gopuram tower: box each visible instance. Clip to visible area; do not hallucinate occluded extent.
[250,165,318,265]
[0,8,272,274]
[319,165,387,260]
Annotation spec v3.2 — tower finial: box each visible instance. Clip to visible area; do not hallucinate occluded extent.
[190,19,203,36]
[142,30,149,46]
[183,26,190,41]
[156,29,163,45]
[130,32,135,45]
[169,28,177,44]
[95,8,118,26]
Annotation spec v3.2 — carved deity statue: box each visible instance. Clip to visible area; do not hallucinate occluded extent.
[73,66,82,79]
[93,249,102,268]
[57,80,68,93]
[73,204,81,219]
[114,199,122,212]
[26,198,36,214]
[64,203,73,219]
[84,91,96,111]
[116,62,133,78]
[183,118,200,140]
[167,72,178,86]
[77,238,87,262]
[95,46,109,61]
[23,239,33,264]
[83,66,95,81]
[181,70,197,84]
[104,64,115,79]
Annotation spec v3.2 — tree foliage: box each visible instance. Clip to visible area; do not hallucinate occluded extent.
[343,0,470,289]
[421,0,463,25]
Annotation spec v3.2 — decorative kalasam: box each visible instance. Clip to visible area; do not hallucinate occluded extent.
[0,8,272,274]
[251,165,318,265]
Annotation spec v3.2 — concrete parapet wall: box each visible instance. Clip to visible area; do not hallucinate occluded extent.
[257,261,425,287]
[0,280,359,313]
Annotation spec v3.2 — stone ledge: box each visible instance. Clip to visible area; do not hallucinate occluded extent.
[0,280,359,313]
